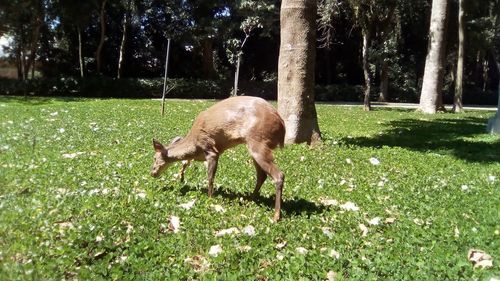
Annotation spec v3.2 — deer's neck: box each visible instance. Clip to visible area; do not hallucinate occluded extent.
[167,137,200,160]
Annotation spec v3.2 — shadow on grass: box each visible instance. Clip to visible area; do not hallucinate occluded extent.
[178,184,326,217]
[0,95,85,105]
[341,116,500,163]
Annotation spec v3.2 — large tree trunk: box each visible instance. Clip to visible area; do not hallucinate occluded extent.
[453,0,465,113]
[77,25,84,78]
[96,0,107,74]
[362,29,372,111]
[24,16,42,80]
[117,0,130,79]
[378,59,389,102]
[201,38,216,79]
[278,0,321,143]
[419,0,449,113]
[278,0,321,144]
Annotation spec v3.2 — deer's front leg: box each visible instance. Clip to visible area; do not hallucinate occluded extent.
[205,151,219,197]
[179,160,191,182]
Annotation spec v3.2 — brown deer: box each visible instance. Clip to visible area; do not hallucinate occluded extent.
[151,96,286,221]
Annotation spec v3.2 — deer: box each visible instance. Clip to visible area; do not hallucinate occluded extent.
[151,96,286,221]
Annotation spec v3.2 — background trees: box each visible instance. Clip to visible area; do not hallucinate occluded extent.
[0,0,498,107]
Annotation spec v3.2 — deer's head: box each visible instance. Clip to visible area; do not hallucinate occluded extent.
[151,137,183,177]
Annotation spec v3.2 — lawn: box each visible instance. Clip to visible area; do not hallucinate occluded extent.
[0,96,499,280]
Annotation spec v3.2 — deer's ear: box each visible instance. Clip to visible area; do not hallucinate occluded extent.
[171,136,183,144]
[153,139,164,152]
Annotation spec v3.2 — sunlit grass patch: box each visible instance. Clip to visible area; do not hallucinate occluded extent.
[0,97,499,279]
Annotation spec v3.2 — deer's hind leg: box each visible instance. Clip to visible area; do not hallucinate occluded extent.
[247,142,284,221]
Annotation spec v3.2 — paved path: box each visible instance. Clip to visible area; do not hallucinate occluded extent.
[322,101,497,111]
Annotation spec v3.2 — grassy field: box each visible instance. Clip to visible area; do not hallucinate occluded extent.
[0,96,499,280]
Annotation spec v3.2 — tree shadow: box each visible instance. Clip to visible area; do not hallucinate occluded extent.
[178,184,326,218]
[340,116,500,163]
[0,95,84,105]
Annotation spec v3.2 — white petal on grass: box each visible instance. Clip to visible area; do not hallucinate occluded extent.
[346,158,352,164]
[368,217,381,226]
[50,112,58,116]
[468,249,493,269]
[215,227,240,237]
[276,254,284,261]
[413,218,424,226]
[369,157,380,165]
[242,225,256,236]
[238,245,252,252]
[339,201,359,211]
[319,197,338,207]
[454,226,460,238]
[487,175,496,183]
[461,185,469,191]
[179,199,196,210]
[208,245,223,257]
[296,247,308,255]
[359,224,368,236]
[168,216,180,233]
[59,128,65,133]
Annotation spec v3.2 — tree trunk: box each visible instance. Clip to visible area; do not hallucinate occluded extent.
[419,0,449,114]
[378,59,389,102]
[96,0,107,74]
[453,0,465,113]
[24,17,42,80]
[117,0,130,79]
[277,0,321,144]
[201,38,216,79]
[78,25,84,78]
[362,29,372,111]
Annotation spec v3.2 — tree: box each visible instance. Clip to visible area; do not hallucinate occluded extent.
[277,0,321,144]
[419,0,449,114]
[117,0,132,78]
[487,1,500,134]
[96,0,108,74]
[452,0,465,112]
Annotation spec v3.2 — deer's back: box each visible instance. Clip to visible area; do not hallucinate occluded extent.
[189,96,285,152]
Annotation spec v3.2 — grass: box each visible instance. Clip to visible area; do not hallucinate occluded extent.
[0,96,499,280]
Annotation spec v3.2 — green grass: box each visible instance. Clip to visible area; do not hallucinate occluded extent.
[0,96,499,280]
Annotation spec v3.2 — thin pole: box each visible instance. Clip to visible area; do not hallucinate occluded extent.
[161,38,171,116]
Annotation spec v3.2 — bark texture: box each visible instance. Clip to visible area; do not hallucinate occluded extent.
[453,0,465,113]
[117,0,130,79]
[419,0,449,113]
[379,59,389,102]
[277,0,321,144]
[96,0,107,74]
[362,29,372,111]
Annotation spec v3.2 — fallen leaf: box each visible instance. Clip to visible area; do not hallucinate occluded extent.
[296,247,308,255]
[326,271,337,281]
[211,204,226,213]
[359,224,368,236]
[209,245,223,257]
[242,225,256,236]
[329,249,340,259]
[369,157,380,165]
[238,245,252,252]
[385,217,396,224]
[276,241,287,250]
[184,255,210,272]
[340,201,359,211]
[368,217,381,226]
[179,199,196,210]
[468,249,493,269]
[215,227,240,237]
[322,227,334,238]
[169,216,180,233]
[319,197,339,206]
